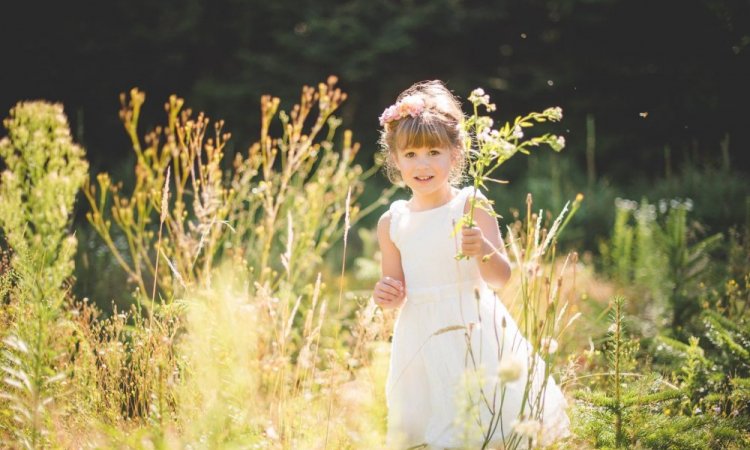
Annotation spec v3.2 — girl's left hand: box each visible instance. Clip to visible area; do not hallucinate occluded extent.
[461,226,489,258]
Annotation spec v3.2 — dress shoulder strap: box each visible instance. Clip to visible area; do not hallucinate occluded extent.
[450,186,488,223]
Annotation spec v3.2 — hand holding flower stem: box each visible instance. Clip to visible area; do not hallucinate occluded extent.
[455,89,566,260]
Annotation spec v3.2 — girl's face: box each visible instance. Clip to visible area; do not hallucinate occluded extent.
[394,145,456,197]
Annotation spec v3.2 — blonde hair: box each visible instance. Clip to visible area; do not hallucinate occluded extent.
[378,80,467,185]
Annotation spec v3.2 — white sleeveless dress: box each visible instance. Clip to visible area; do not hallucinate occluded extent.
[385,186,570,449]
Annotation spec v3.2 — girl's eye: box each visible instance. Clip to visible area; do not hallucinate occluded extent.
[404,152,415,158]
[429,149,441,156]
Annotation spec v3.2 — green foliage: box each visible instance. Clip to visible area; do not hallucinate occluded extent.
[84,88,233,300]
[71,81,395,447]
[702,309,750,369]
[649,162,750,237]
[656,225,748,384]
[633,199,667,303]
[645,224,750,448]
[607,201,634,284]
[84,77,386,306]
[224,77,389,292]
[1,322,67,448]
[573,296,685,449]
[600,197,722,331]
[662,204,723,329]
[577,284,750,449]
[0,102,88,298]
[457,89,565,237]
[0,102,88,448]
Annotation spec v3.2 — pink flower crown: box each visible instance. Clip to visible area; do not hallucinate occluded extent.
[378,95,426,127]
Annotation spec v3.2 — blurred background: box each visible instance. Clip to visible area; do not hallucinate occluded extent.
[2,5,750,447]
[2,0,749,304]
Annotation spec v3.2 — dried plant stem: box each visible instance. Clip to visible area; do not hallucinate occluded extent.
[151,166,170,326]
[338,186,352,311]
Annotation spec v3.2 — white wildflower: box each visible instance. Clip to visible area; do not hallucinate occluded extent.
[550,135,565,151]
[477,116,493,129]
[265,424,279,440]
[614,197,638,211]
[512,418,541,438]
[469,88,492,108]
[634,203,657,221]
[512,124,524,139]
[499,139,515,154]
[544,106,563,121]
[478,128,492,143]
[498,355,523,382]
[541,337,559,354]
[659,199,668,214]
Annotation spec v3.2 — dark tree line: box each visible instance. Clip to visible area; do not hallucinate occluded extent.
[2,0,749,181]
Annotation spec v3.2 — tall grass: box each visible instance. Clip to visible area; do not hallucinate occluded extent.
[2,79,399,447]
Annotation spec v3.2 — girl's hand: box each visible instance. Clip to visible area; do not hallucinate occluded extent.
[373,276,406,309]
[461,226,491,259]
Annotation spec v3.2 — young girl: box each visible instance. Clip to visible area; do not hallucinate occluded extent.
[373,81,570,449]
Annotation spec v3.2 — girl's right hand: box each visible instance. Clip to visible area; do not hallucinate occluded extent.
[373,276,405,309]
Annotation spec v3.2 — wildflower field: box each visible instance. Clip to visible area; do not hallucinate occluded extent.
[1,79,749,449]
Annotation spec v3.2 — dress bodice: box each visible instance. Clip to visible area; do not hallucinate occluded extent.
[388,186,483,293]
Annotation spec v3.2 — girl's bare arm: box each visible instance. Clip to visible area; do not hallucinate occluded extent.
[374,212,406,308]
[461,202,511,289]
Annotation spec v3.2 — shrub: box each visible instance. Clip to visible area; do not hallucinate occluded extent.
[0,101,88,448]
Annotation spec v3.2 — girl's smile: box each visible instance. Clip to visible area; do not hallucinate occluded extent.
[395,145,456,210]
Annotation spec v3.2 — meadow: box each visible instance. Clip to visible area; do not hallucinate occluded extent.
[1,79,748,449]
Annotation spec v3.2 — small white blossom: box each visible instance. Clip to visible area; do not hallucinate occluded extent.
[541,337,559,354]
[634,203,657,221]
[614,197,638,211]
[498,355,523,382]
[265,425,279,440]
[544,106,563,121]
[659,199,668,214]
[478,128,492,143]
[550,135,565,151]
[499,139,515,154]
[469,88,492,108]
[512,125,524,139]
[512,419,541,438]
